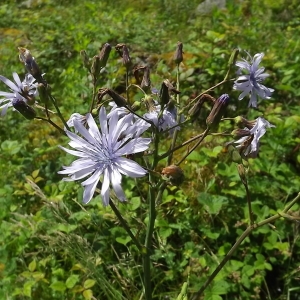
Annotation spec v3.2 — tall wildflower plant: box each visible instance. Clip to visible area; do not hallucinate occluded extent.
[1,43,299,300]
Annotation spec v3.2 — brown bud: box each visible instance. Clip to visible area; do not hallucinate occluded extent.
[231,128,251,138]
[12,98,36,120]
[162,165,184,186]
[91,55,101,79]
[237,164,247,186]
[115,43,131,68]
[141,66,151,93]
[99,43,112,68]
[107,89,127,107]
[159,79,180,106]
[173,41,183,64]
[206,94,229,128]
[18,47,44,83]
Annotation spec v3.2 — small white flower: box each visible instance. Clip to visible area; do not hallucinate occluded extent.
[58,107,151,206]
[233,52,274,108]
[234,117,275,157]
[0,72,38,116]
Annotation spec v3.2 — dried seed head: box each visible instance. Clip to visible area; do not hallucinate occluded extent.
[173,41,183,64]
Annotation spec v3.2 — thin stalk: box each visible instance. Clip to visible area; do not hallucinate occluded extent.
[191,192,300,300]
[49,94,70,131]
[109,200,143,252]
[167,63,181,165]
[176,127,210,166]
[89,81,97,113]
[35,116,66,136]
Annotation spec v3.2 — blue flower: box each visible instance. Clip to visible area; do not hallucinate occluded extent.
[233,53,274,108]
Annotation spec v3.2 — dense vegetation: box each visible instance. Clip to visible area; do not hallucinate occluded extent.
[1,0,300,299]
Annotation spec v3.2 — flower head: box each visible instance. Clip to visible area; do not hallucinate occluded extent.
[58,107,151,206]
[234,117,275,157]
[233,52,274,108]
[0,72,38,116]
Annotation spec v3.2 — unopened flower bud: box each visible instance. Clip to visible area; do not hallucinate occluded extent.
[12,98,36,120]
[18,47,44,83]
[173,41,183,64]
[107,89,127,107]
[99,43,111,68]
[206,94,229,128]
[226,144,242,164]
[231,128,251,138]
[144,95,156,112]
[91,55,101,79]
[159,79,180,106]
[37,83,50,104]
[115,43,131,68]
[80,50,90,71]
[131,101,141,111]
[188,94,215,121]
[162,165,184,186]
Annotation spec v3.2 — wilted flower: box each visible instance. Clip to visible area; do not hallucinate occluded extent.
[66,113,87,132]
[143,97,179,133]
[58,107,151,206]
[0,72,38,116]
[233,52,274,108]
[234,117,275,157]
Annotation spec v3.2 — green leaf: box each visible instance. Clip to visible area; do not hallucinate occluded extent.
[83,289,93,299]
[66,275,80,289]
[83,279,96,289]
[116,236,131,245]
[50,281,66,292]
[28,260,36,272]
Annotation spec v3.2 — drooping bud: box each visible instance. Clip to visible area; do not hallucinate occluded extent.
[37,83,50,104]
[18,47,44,83]
[91,55,101,79]
[231,128,251,138]
[80,50,90,71]
[98,88,126,106]
[159,79,180,106]
[141,66,151,93]
[107,89,127,107]
[162,165,184,186]
[99,43,112,68]
[206,94,229,128]
[115,43,131,68]
[173,41,183,65]
[12,98,36,120]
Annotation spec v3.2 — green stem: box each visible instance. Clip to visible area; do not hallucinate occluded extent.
[89,81,97,113]
[35,117,66,136]
[49,94,70,131]
[176,127,210,166]
[191,192,300,300]
[167,63,181,165]
[109,199,143,252]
